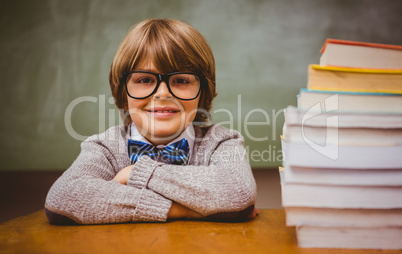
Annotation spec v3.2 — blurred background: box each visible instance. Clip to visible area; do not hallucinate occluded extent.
[1,0,402,222]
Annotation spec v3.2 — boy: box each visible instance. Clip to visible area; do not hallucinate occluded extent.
[45,19,258,224]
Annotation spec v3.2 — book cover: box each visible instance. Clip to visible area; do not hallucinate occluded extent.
[283,165,402,186]
[297,88,402,113]
[307,65,402,94]
[281,139,402,169]
[320,38,402,69]
[283,123,402,147]
[321,39,402,53]
[284,106,402,129]
[281,182,402,209]
[296,225,402,249]
[285,207,402,228]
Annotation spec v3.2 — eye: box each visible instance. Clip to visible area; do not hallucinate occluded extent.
[137,77,154,84]
[173,78,189,84]
[128,73,157,85]
[171,75,191,86]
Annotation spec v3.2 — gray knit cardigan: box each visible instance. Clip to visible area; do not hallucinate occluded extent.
[45,124,257,224]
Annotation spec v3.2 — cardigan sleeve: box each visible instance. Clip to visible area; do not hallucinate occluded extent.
[127,125,257,217]
[45,138,172,225]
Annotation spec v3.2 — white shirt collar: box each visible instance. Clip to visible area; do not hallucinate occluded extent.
[130,123,195,159]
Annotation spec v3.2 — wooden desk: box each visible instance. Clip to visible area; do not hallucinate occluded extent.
[0,209,400,254]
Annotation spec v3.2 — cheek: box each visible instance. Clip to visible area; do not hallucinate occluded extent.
[183,99,200,122]
[127,98,149,125]
[127,97,148,111]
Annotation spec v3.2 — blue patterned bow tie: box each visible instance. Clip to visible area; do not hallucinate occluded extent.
[128,138,190,165]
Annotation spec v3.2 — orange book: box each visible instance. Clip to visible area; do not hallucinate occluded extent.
[320,39,402,69]
[307,65,402,94]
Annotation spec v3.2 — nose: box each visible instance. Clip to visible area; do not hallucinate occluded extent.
[153,81,173,100]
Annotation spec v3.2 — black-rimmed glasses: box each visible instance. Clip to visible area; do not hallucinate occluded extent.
[122,71,204,100]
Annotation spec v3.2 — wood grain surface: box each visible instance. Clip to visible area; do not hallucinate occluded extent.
[0,209,401,254]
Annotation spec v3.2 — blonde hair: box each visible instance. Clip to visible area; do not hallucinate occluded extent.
[109,19,217,128]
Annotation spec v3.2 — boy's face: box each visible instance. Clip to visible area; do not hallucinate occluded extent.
[126,62,200,145]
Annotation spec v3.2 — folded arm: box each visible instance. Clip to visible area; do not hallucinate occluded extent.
[125,129,257,219]
[45,140,172,225]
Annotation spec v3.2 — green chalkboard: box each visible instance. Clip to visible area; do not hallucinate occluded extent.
[1,0,402,170]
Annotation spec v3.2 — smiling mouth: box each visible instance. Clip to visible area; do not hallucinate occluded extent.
[145,107,180,115]
[147,110,179,113]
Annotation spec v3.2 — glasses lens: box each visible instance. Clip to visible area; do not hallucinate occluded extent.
[169,74,200,100]
[126,72,157,98]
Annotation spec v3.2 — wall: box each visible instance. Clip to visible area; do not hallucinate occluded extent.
[1,0,402,170]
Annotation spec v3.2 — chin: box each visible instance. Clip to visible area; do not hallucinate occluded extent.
[153,128,182,140]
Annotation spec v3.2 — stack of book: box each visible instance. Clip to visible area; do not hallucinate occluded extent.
[280,39,402,249]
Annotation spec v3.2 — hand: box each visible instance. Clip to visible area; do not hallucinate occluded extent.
[167,202,204,220]
[113,165,132,185]
[248,208,260,219]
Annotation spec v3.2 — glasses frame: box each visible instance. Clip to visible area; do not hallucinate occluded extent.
[122,71,204,101]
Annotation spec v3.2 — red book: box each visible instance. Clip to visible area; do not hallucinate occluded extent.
[320,38,402,69]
